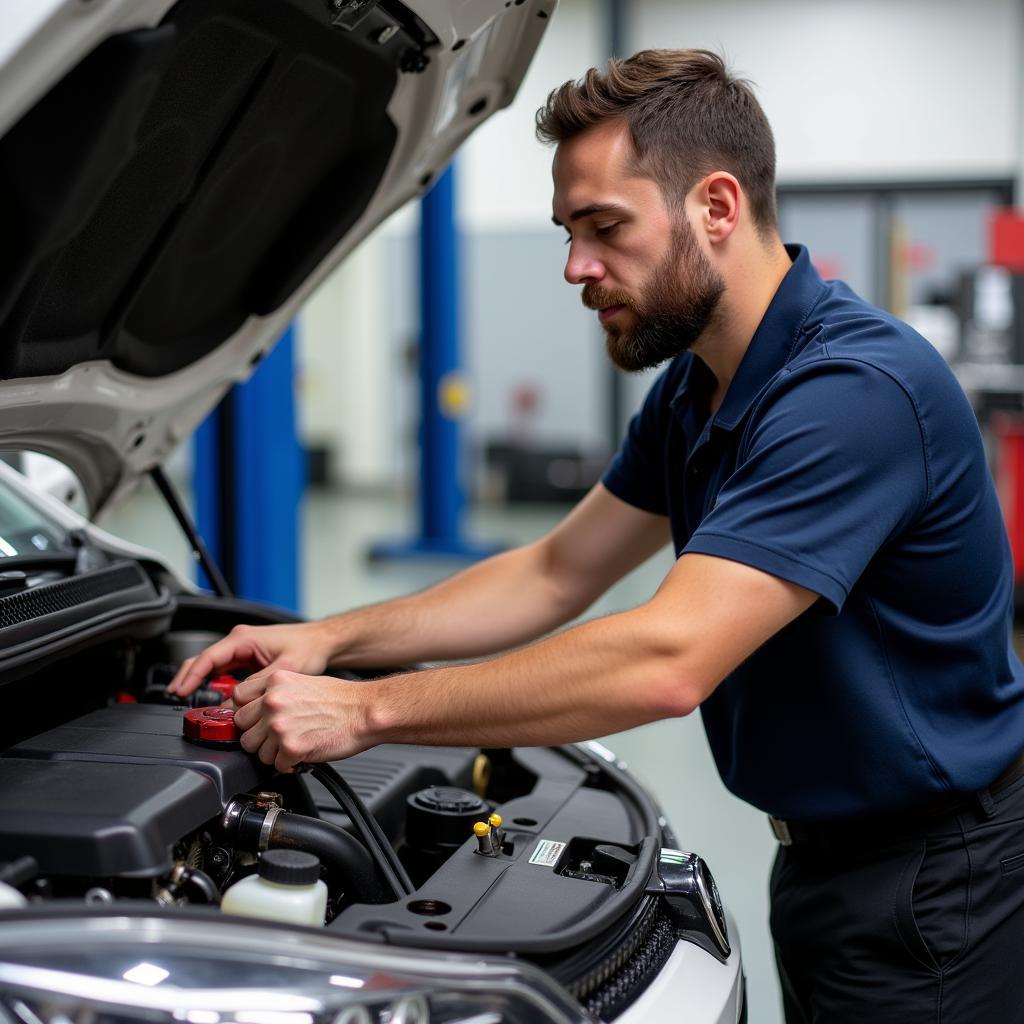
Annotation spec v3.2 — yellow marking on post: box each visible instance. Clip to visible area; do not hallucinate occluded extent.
[439,372,471,418]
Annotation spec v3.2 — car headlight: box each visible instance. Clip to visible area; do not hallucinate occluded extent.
[0,913,592,1024]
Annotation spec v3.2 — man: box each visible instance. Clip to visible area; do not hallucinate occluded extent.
[169,49,1024,1021]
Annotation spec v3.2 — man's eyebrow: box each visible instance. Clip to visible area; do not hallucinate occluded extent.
[551,203,627,228]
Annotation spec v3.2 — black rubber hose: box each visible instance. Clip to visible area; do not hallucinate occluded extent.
[269,811,389,903]
[311,763,413,897]
[179,867,220,905]
[308,766,407,898]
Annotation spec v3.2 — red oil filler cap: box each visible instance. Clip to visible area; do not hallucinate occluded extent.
[183,706,241,747]
[207,675,238,700]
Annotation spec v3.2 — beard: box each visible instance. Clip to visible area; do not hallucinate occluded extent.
[582,218,726,373]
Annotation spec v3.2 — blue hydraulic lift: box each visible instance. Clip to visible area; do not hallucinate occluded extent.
[193,325,304,611]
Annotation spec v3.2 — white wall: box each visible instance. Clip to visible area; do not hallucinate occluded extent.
[632,0,1021,184]
[457,0,1024,226]
[299,233,393,489]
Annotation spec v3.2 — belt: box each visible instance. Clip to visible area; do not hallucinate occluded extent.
[768,748,1024,849]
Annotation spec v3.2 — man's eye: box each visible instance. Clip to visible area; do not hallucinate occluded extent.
[596,223,618,238]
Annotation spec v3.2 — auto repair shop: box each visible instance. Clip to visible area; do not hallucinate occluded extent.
[1,1,1023,1022]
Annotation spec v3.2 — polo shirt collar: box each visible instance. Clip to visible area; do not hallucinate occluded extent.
[702,243,826,432]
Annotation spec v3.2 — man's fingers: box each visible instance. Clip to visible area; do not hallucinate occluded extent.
[275,744,303,775]
[166,641,263,697]
[166,650,222,696]
[255,731,280,768]
[233,694,263,731]
[237,701,268,751]
[166,655,199,695]
[232,669,273,709]
[236,699,296,773]
[233,665,300,708]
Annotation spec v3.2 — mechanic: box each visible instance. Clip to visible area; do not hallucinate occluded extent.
[169,49,1024,1021]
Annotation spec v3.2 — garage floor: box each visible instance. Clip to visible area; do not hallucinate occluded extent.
[101,481,785,1024]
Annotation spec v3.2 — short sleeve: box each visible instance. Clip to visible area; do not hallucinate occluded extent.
[684,359,928,613]
[601,364,677,515]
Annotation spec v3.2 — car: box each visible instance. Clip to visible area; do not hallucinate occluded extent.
[0,1,744,1021]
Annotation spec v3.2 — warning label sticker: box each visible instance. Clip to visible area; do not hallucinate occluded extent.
[528,839,566,867]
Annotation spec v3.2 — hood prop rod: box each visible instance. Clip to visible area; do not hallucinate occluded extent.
[149,466,233,598]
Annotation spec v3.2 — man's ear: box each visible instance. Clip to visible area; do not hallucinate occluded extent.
[698,172,741,243]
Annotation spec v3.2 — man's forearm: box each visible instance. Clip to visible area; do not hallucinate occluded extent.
[320,541,591,669]
[232,601,698,770]
[231,553,817,773]
[363,603,696,749]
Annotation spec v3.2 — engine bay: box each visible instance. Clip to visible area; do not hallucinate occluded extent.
[0,694,650,940]
[0,586,730,1019]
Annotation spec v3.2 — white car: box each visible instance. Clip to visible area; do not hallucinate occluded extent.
[0,1,744,1021]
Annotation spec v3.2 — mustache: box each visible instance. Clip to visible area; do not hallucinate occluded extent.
[581,285,638,313]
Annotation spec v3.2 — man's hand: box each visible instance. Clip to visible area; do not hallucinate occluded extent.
[165,621,337,698]
[231,668,374,773]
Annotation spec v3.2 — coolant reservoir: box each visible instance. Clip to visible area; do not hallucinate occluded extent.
[221,850,327,926]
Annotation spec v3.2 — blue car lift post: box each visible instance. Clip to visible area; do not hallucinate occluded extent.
[371,164,501,563]
[193,325,304,611]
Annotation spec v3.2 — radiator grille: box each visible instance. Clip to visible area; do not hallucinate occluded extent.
[567,898,679,1020]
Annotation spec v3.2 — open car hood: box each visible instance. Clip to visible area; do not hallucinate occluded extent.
[0,0,552,513]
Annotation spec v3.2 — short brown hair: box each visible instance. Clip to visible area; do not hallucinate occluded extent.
[536,49,778,235]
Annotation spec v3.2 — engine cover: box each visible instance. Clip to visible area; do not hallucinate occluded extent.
[0,704,478,881]
[0,757,223,877]
[0,704,261,877]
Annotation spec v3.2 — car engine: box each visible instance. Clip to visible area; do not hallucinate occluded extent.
[0,579,730,1020]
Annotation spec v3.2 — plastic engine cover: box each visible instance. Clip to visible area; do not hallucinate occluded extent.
[0,704,261,877]
[0,704,479,879]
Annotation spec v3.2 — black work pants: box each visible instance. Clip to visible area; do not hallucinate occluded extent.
[770,775,1024,1023]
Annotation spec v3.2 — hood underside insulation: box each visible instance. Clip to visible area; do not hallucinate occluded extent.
[0,0,400,380]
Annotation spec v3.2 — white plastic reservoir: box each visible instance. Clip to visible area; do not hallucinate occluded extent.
[220,849,327,927]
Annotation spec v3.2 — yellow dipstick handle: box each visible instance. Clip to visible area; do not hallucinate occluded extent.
[488,813,503,829]
[474,821,494,854]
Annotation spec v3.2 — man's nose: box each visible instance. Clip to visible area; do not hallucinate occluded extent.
[564,242,603,285]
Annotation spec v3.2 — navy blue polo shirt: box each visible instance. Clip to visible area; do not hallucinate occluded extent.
[603,244,1024,820]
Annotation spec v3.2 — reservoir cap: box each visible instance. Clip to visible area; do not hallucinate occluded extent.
[406,785,489,851]
[259,849,320,886]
